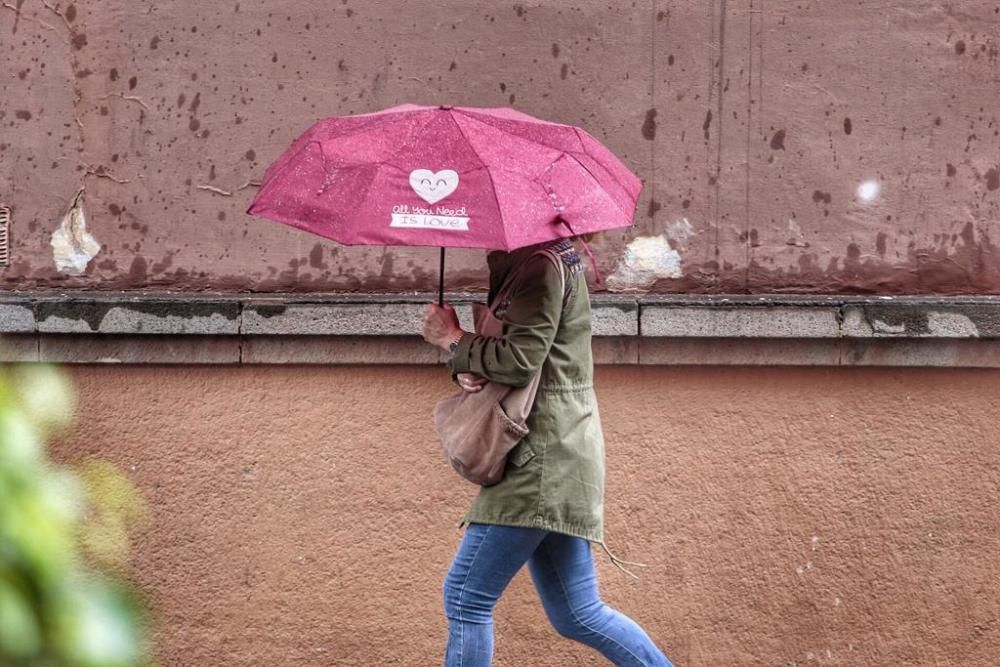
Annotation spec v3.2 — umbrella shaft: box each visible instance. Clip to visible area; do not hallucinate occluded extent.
[439,247,445,306]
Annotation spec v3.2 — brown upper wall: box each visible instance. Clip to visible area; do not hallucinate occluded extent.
[1,0,998,294]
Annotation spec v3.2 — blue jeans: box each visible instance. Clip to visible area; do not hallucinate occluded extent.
[443,523,673,666]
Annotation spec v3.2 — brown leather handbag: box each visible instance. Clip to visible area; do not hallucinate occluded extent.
[433,249,566,486]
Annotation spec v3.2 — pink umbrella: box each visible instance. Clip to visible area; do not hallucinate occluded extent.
[246,104,642,301]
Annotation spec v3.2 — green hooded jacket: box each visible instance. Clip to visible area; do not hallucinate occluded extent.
[448,240,606,545]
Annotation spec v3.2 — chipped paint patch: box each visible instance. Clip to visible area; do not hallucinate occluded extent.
[50,190,100,274]
[606,235,682,291]
[786,218,809,247]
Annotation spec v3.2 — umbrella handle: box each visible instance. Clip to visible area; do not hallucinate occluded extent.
[438,247,445,306]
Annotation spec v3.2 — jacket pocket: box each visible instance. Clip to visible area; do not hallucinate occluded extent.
[508,440,535,467]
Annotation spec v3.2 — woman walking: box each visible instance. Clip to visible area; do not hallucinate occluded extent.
[422,237,673,667]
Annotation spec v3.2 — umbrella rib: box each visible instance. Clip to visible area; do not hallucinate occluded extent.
[383,108,439,171]
[444,110,489,172]
[261,113,421,191]
[456,109,583,158]
[302,110,438,174]
[561,149,633,223]
[259,122,322,185]
[446,112,510,250]
[485,168,512,251]
[454,112,633,225]
[353,162,392,227]
[571,127,637,203]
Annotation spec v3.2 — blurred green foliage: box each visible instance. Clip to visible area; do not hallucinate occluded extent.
[0,364,151,666]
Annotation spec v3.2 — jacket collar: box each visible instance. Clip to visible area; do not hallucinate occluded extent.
[487,241,557,292]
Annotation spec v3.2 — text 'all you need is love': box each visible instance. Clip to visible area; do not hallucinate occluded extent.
[390,204,470,231]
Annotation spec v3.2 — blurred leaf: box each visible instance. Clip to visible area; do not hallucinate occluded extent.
[0,576,42,658]
[62,580,142,667]
[78,459,147,569]
[0,366,150,666]
[15,364,75,430]
[0,408,43,470]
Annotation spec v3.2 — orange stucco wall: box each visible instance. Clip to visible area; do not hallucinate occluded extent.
[51,364,1000,665]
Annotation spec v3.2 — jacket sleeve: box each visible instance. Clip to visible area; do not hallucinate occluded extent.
[449,255,563,387]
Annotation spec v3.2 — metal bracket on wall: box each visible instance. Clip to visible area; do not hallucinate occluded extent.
[0,205,9,267]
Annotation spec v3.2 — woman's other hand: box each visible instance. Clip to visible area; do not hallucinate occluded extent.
[422,303,464,350]
[456,373,487,393]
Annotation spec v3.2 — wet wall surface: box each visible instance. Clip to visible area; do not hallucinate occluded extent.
[1,0,999,294]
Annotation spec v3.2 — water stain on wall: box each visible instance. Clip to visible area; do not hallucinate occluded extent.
[2,1,999,295]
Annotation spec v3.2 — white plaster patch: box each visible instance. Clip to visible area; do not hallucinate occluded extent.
[666,217,695,244]
[870,318,905,334]
[927,312,979,337]
[606,235,682,292]
[50,190,100,274]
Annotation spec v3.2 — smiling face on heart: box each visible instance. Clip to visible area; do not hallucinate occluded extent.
[409,169,459,205]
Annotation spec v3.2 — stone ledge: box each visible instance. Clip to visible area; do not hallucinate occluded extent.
[3,334,1000,367]
[640,305,840,338]
[638,295,1000,339]
[35,334,241,365]
[0,301,34,333]
[2,292,1000,343]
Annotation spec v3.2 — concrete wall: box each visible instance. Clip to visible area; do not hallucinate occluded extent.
[3,0,999,294]
[50,364,1000,666]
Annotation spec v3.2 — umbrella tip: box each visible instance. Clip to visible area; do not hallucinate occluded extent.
[438,104,454,111]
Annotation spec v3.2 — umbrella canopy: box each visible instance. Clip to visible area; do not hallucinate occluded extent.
[246,104,642,251]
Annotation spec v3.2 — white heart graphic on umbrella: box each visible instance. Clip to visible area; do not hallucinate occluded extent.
[409,169,459,204]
